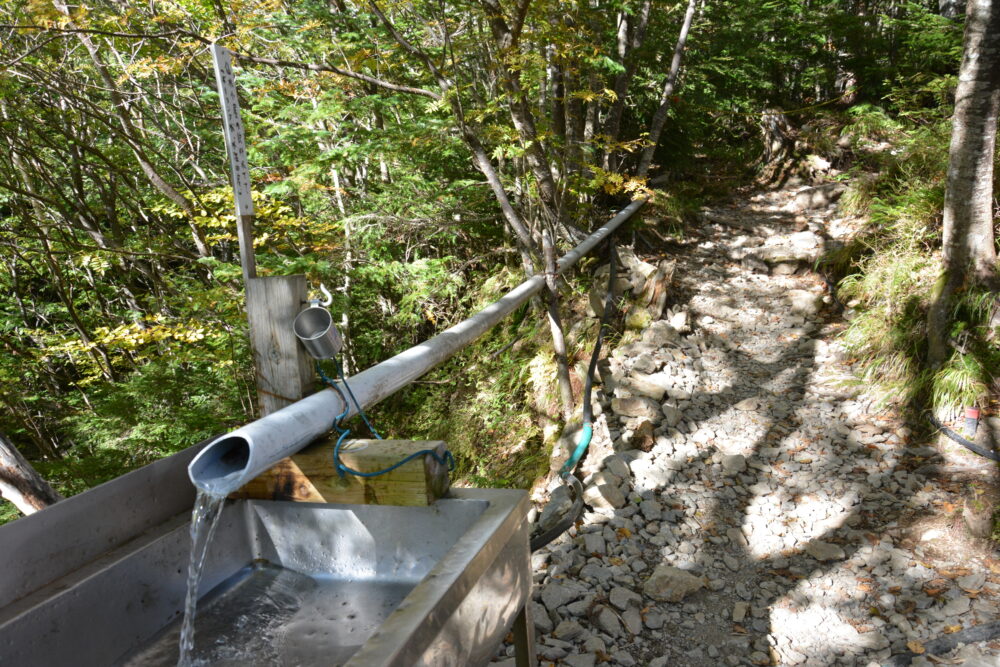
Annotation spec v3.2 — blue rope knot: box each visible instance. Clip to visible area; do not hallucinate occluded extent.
[315,361,456,479]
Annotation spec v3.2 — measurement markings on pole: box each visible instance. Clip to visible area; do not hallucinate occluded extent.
[211,43,254,218]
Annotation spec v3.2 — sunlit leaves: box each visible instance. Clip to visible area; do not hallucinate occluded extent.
[0,0,969,507]
[588,165,650,196]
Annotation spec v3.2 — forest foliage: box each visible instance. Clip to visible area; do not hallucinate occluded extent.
[0,0,981,517]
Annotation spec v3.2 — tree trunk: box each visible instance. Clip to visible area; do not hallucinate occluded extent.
[564,65,585,164]
[330,167,358,374]
[368,0,541,272]
[542,231,574,422]
[603,0,653,168]
[758,109,798,182]
[549,47,567,143]
[51,0,211,258]
[636,0,699,179]
[928,0,1000,368]
[0,432,62,516]
[478,0,563,226]
[941,0,968,18]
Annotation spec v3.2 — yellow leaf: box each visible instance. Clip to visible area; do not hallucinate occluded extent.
[944,625,961,634]
[907,640,925,654]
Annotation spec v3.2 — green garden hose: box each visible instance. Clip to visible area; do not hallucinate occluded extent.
[531,235,618,552]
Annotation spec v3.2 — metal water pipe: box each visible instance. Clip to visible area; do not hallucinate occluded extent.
[189,198,648,496]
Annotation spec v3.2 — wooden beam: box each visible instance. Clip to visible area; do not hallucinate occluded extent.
[246,275,314,416]
[230,439,451,506]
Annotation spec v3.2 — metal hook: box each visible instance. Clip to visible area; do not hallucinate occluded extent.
[308,283,334,307]
[319,283,333,307]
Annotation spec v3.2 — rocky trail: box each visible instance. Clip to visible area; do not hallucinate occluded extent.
[495,183,1000,667]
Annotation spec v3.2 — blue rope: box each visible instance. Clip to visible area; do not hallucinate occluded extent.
[315,361,455,478]
[334,359,382,440]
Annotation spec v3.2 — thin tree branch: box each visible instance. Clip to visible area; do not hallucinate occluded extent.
[2,34,66,67]
[232,51,442,100]
[367,1,449,88]
[0,24,211,43]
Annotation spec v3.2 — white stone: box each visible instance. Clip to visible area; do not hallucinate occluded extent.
[562,652,597,667]
[856,631,889,650]
[609,585,642,611]
[621,607,643,635]
[583,532,606,555]
[790,231,822,249]
[661,405,683,427]
[602,455,632,480]
[957,572,987,591]
[642,564,705,602]
[920,528,945,541]
[805,541,846,562]
[642,321,681,347]
[583,482,626,510]
[639,499,662,521]
[669,309,690,333]
[721,454,747,475]
[541,581,587,612]
[788,289,821,316]
[552,618,584,640]
[530,600,553,634]
[611,396,662,421]
[593,604,622,637]
[940,595,971,617]
[623,373,667,401]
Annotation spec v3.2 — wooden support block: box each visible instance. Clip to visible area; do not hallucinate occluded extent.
[245,275,314,416]
[230,439,451,506]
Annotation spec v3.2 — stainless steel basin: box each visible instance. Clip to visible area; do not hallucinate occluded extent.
[0,443,534,666]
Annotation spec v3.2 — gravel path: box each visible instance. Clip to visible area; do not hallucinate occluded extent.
[496,184,1000,667]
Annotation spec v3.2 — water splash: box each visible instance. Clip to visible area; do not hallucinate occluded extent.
[125,562,411,666]
[177,490,226,667]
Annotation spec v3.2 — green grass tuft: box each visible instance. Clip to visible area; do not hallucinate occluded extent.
[826,105,998,415]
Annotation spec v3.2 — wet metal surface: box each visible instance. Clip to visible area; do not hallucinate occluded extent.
[124,563,413,666]
[0,479,530,667]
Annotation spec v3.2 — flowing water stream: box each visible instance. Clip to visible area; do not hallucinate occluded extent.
[177,490,226,667]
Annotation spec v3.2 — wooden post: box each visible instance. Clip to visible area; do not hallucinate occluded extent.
[231,439,451,506]
[213,44,313,415]
[246,276,315,415]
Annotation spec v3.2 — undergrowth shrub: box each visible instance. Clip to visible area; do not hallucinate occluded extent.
[827,104,999,415]
[366,268,559,489]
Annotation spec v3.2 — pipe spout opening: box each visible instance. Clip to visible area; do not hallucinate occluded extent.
[188,435,251,496]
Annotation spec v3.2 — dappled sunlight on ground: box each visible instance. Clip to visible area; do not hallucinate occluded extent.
[497,184,1000,667]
